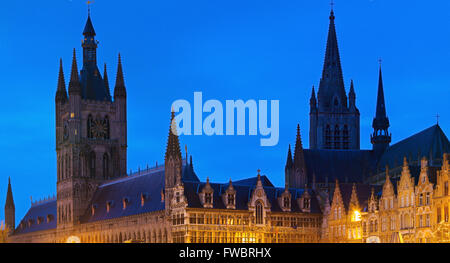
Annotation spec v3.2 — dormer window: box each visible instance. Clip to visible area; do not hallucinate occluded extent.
[227,194,235,206]
[91,204,97,216]
[106,201,114,213]
[283,196,290,209]
[47,214,54,223]
[223,179,236,209]
[303,198,310,209]
[200,178,214,208]
[37,217,43,225]
[123,197,129,210]
[205,193,212,204]
[141,193,148,207]
[28,219,34,227]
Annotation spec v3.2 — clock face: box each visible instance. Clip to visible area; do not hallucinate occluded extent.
[91,119,107,138]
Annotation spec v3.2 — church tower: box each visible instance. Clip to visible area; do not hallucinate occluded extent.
[371,64,391,155]
[55,12,127,228]
[309,9,360,150]
[4,177,15,234]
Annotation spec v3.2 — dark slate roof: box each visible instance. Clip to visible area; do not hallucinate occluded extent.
[378,125,450,169]
[14,199,57,235]
[80,66,111,101]
[80,166,166,223]
[304,149,377,183]
[83,15,96,36]
[183,180,322,214]
[233,176,274,187]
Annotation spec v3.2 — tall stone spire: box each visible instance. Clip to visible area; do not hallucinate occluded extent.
[68,49,81,95]
[55,58,68,103]
[317,9,347,110]
[114,53,127,99]
[165,111,182,164]
[371,64,391,154]
[4,177,15,233]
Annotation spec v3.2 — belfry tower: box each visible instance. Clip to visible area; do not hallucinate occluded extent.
[55,11,127,228]
[309,9,360,150]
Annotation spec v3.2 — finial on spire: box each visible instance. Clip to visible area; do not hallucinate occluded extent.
[436,114,440,125]
[378,57,383,67]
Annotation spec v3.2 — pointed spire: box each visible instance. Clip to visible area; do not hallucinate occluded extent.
[285,144,293,168]
[349,79,356,105]
[374,65,389,124]
[83,12,96,37]
[104,63,111,98]
[349,183,359,210]
[165,110,182,161]
[293,124,306,170]
[55,58,68,102]
[310,86,317,109]
[5,177,14,209]
[190,155,193,169]
[114,53,127,98]
[318,8,347,110]
[68,49,81,95]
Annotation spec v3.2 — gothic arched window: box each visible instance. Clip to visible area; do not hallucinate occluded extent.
[325,125,332,149]
[87,114,93,139]
[334,125,340,149]
[103,153,109,179]
[255,201,264,225]
[90,151,96,178]
[104,116,110,139]
[343,125,349,149]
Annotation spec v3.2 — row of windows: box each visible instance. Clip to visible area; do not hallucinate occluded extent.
[325,124,350,150]
[58,152,111,180]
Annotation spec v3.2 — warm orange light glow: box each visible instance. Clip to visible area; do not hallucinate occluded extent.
[66,236,81,243]
[352,210,361,222]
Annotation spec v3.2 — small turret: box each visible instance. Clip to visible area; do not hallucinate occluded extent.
[371,64,391,154]
[310,86,317,112]
[68,49,81,95]
[348,79,357,111]
[55,59,68,103]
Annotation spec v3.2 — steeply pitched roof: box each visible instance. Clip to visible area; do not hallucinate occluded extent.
[317,10,347,110]
[83,15,96,36]
[183,180,322,214]
[80,167,166,223]
[14,200,57,235]
[233,176,274,187]
[303,149,377,183]
[378,125,450,169]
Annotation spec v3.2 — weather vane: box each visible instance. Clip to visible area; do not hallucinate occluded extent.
[87,0,94,15]
[330,0,334,10]
[378,58,383,66]
[436,114,440,125]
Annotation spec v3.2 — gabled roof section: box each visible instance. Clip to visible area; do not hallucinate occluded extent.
[378,125,450,169]
[330,183,381,211]
[14,199,56,235]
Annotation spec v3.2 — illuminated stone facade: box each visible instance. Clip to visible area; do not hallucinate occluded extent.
[325,154,450,243]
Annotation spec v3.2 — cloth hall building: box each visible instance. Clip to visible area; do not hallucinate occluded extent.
[3,9,449,243]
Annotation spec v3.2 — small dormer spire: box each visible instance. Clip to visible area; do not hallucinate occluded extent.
[114,53,127,99]
[68,49,81,95]
[55,58,68,103]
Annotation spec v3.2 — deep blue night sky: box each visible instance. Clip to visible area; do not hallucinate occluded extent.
[0,0,449,224]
